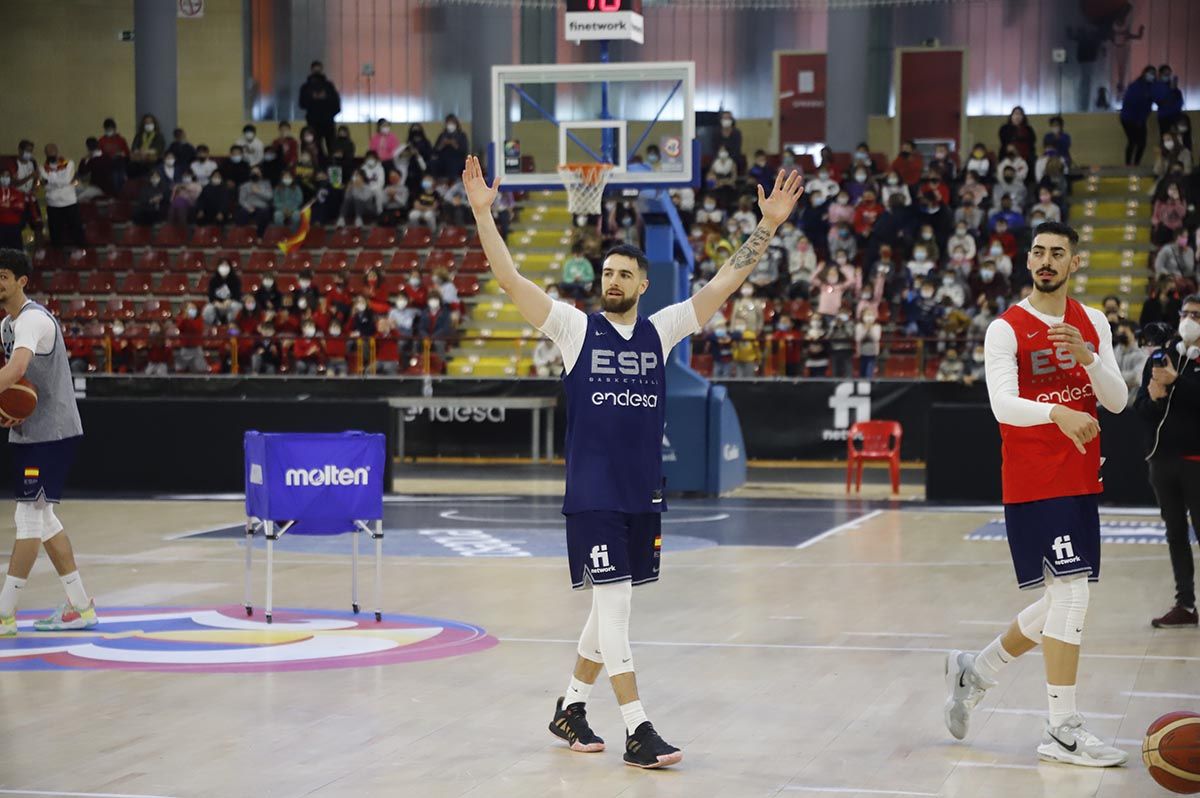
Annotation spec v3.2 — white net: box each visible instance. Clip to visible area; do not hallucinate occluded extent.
[557,163,614,216]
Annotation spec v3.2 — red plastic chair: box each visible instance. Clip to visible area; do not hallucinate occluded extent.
[846,420,902,495]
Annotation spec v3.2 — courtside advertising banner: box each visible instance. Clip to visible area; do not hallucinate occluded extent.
[244,431,385,524]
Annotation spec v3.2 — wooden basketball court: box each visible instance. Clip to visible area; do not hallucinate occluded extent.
[0,495,1194,798]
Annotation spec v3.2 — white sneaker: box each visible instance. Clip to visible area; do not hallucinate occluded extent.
[1037,714,1129,767]
[944,650,993,740]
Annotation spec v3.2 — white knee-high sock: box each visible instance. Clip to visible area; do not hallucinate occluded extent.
[1047,684,1077,726]
[973,635,1015,684]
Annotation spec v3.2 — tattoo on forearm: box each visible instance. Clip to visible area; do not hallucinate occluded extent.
[729,224,772,271]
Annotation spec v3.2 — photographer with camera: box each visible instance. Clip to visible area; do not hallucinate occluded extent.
[1134,294,1200,628]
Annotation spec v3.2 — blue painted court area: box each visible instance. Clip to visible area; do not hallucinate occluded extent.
[967,517,1192,545]
[176,496,880,557]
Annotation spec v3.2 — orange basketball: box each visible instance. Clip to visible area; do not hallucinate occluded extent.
[1144,712,1200,794]
[0,377,38,422]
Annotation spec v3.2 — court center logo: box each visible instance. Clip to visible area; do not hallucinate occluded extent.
[0,606,497,673]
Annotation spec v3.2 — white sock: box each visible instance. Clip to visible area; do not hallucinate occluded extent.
[620,700,649,734]
[60,571,89,609]
[0,575,27,617]
[565,676,593,706]
[973,636,1015,684]
[1047,684,1077,727]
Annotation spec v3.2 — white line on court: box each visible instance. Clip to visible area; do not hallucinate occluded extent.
[437,509,731,525]
[768,616,807,620]
[498,637,1200,662]
[953,761,1039,771]
[988,708,1125,720]
[1122,691,1200,700]
[782,788,940,797]
[795,509,884,549]
[914,505,1163,516]
[844,631,950,638]
[0,790,180,798]
[958,620,1012,626]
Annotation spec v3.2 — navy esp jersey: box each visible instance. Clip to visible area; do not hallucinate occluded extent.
[562,312,668,515]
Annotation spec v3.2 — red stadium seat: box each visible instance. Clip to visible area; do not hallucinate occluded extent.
[66,299,99,321]
[328,226,362,249]
[460,251,489,273]
[300,224,326,250]
[275,274,299,293]
[317,251,350,273]
[389,251,421,273]
[155,274,191,296]
[245,250,279,273]
[122,225,153,248]
[46,272,80,294]
[380,274,406,295]
[81,273,115,294]
[190,226,221,248]
[353,251,385,273]
[452,275,480,297]
[65,248,98,272]
[175,250,208,274]
[118,273,152,294]
[136,299,174,322]
[99,249,133,273]
[281,250,313,273]
[690,353,714,377]
[882,353,918,378]
[108,200,133,224]
[364,226,398,249]
[466,231,481,249]
[315,274,339,295]
[424,251,456,272]
[153,225,190,248]
[79,202,102,224]
[846,420,902,495]
[223,225,258,249]
[135,250,169,273]
[99,299,135,322]
[260,225,289,248]
[84,221,113,247]
[400,226,432,249]
[434,226,468,249]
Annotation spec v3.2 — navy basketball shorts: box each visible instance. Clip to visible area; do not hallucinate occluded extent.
[565,511,663,590]
[1003,494,1101,590]
[11,436,81,503]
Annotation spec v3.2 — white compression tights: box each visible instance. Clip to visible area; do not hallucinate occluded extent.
[576,580,634,676]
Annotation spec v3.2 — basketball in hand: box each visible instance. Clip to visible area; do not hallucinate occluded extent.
[0,377,38,422]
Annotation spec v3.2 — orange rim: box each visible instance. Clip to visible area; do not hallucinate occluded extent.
[558,163,614,187]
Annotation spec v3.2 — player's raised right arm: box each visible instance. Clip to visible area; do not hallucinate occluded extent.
[462,155,552,329]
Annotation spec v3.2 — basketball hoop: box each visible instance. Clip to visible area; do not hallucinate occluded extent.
[557,163,614,216]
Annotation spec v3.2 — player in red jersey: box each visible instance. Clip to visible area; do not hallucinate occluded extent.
[943,221,1130,767]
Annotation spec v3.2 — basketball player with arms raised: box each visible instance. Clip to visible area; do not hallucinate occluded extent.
[0,249,95,638]
[463,156,802,768]
[943,222,1128,766]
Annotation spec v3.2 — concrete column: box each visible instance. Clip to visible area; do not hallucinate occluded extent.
[134,0,178,132]
[826,6,871,147]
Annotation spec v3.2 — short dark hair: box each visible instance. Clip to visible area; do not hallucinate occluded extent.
[0,249,32,279]
[1033,220,1079,251]
[604,244,649,273]
[1183,293,1200,307]
[311,60,323,69]
[1049,115,1064,125]
[1159,63,1172,73]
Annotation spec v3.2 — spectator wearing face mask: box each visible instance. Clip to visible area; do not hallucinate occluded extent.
[168,173,201,226]
[707,147,738,203]
[814,262,855,323]
[338,170,380,227]
[361,149,386,199]
[439,178,471,228]
[996,146,1029,184]
[827,191,855,226]
[747,150,772,193]
[727,283,763,335]
[233,124,262,167]
[99,118,130,172]
[292,269,319,310]
[989,196,1025,236]
[846,164,874,204]
[1140,277,1184,328]
[936,347,966,383]
[903,279,941,337]
[249,320,283,374]
[770,315,803,377]
[289,318,325,375]
[220,145,250,187]
[801,190,831,252]
[1030,187,1062,223]
[1154,64,1185,137]
[1156,231,1197,288]
[881,171,910,208]
[12,140,39,211]
[787,232,819,298]
[130,114,166,176]
[368,119,400,163]
[991,166,1026,209]
[715,111,743,168]
[827,307,856,378]
[561,241,595,300]
[890,140,923,186]
[0,169,28,248]
[998,105,1036,164]
[926,143,958,183]
[695,194,725,227]
[921,173,950,207]
[388,293,419,342]
[827,223,857,264]
[963,144,992,183]
[731,195,758,236]
[204,259,243,326]
[174,303,209,373]
[133,170,171,226]
[431,115,468,180]
[270,122,298,169]
[1155,131,1193,179]
[947,223,977,263]
[189,145,217,185]
[236,168,274,234]
[417,294,453,357]
[259,145,285,185]
[273,171,304,229]
[915,224,941,264]
[906,243,935,281]
[1121,65,1158,165]
[968,259,1009,304]
[1153,183,1188,242]
[157,149,183,184]
[40,143,84,248]
[934,270,966,308]
[954,197,984,235]
[255,272,284,311]
[406,176,438,229]
[299,61,341,156]
[947,245,973,279]
[855,308,882,378]
[1112,321,1148,401]
[1043,116,1072,166]
[77,138,116,201]
[804,318,830,377]
[986,219,1017,261]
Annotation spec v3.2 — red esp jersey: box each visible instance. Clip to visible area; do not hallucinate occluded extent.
[997,300,1102,504]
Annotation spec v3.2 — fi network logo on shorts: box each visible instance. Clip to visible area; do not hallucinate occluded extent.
[284,465,371,487]
[1052,535,1080,565]
[589,544,616,574]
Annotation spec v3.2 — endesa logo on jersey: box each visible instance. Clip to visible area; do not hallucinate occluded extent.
[591,389,659,407]
[1035,383,1095,404]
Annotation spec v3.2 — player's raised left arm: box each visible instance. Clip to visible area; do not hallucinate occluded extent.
[0,347,32,395]
[690,170,803,325]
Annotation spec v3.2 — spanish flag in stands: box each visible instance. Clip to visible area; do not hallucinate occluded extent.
[277,202,314,254]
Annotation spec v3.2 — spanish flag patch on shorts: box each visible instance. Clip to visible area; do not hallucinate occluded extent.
[654,536,662,550]
[23,467,39,479]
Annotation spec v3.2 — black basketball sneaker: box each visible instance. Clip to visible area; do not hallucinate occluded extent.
[623,721,683,769]
[548,696,605,753]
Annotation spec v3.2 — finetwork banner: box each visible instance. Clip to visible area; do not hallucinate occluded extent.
[244,431,385,529]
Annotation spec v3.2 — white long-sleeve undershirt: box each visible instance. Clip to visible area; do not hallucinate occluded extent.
[985,298,1127,427]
